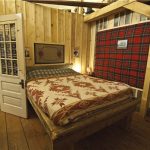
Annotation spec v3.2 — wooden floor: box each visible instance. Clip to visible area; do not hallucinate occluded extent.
[0,106,150,150]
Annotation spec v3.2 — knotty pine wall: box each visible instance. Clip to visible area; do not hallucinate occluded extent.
[0,0,91,73]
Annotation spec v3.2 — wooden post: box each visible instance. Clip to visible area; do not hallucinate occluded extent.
[140,45,150,117]
[89,21,96,72]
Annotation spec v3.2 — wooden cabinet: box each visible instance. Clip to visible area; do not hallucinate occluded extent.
[0,14,27,118]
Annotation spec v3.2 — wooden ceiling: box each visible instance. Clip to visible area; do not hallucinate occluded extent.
[23,0,109,8]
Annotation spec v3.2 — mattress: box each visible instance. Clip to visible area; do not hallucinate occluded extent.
[27,71,133,126]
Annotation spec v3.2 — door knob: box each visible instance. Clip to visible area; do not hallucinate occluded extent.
[19,79,24,89]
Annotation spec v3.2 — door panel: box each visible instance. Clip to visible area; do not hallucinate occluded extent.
[3,96,21,107]
[2,91,21,99]
[0,14,27,118]
[2,81,21,93]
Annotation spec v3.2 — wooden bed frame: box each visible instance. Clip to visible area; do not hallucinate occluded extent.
[28,93,138,150]
[26,65,139,149]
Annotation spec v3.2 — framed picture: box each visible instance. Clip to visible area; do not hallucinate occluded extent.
[34,43,64,64]
[117,39,128,49]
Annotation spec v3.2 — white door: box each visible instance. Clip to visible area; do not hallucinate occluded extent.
[0,14,27,118]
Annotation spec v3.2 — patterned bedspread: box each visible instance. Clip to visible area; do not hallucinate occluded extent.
[27,75,133,126]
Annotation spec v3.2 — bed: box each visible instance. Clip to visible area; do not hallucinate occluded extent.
[26,64,139,150]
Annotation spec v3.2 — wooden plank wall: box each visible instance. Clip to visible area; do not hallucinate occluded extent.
[0,0,90,73]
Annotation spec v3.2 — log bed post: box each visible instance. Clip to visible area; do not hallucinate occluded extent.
[140,45,150,117]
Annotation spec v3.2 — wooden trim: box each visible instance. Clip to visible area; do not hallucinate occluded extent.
[84,0,136,23]
[0,13,20,21]
[124,1,150,18]
[140,45,150,117]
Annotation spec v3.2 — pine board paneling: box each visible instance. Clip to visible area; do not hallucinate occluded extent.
[71,13,76,63]
[0,0,5,15]
[26,2,35,65]
[74,14,83,72]
[5,0,16,14]
[15,0,23,13]
[78,15,83,72]
[58,9,65,44]
[44,7,52,43]
[0,1,90,70]
[22,1,27,47]
[65,11,72,63]
[35,5,44,42]
[51,8,58,43]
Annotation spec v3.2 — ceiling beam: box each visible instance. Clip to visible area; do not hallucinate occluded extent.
[138,0,150,5]
[124,1,150,17]
[84,0,136,23]
[23,0,108,8]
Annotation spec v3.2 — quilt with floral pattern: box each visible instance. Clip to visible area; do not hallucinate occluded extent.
[27,75,133,126]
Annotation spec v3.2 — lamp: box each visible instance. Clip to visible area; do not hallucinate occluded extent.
[73,63,81,73]
[86,66,92,75]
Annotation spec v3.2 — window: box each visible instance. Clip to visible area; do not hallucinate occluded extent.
[96,17,108,31]
[103,17,107,29]
[125,10,132,24]
[119,12,125,26]
[114,10,132,27]
[140,14,150,22]
[114,14,119,27]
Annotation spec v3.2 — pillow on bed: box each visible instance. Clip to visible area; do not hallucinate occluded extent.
[26,68,80,81]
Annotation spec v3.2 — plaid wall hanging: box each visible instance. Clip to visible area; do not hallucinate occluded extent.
[94,21,150,89]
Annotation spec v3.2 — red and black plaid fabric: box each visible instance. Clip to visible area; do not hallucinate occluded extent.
[94,22,150,89]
